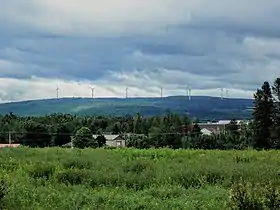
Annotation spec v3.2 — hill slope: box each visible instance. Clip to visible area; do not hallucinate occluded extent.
[0,96,254,120]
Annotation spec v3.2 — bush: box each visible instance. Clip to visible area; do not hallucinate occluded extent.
[122,160,152,174]
[263,183,280,209]
[55,169,91,185]
[228,182,280,209]
[62,158,92,170]
[0,179,7,205]
[28,164,55,180]
[228,183,263,209]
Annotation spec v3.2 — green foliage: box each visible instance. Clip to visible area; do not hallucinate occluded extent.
[95,135,106,147]
[61,158,92,170]
[228,182,280,210]
[73,127,95,148]
[19,120,52,147]
[0,96,253,120]
[53,124,72,146]
[27,163,55,180]
[0,179,7,206]
[0,148,279,209]
[253,82,275,149]
[55,169,91,185]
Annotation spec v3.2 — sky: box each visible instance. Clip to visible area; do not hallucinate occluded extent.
[0,0,280,102]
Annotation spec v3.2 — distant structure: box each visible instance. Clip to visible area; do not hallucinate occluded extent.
[56,85,59,99]
[220,88,224,100]
[186,86,191,100]
[90,87,95,98]
[125,87,128,98]
[225,88,229,98]
[160,87,163,98]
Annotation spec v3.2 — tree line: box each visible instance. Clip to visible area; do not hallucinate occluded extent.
[0,77,279,150]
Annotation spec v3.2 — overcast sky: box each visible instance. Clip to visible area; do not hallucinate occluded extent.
[0,0,279,102]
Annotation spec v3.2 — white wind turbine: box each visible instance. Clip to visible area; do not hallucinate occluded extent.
[56,85,59,99]
[220,88,224,99]
[90,86,95,99]
[125,86,128,98]
[186,86,191,100]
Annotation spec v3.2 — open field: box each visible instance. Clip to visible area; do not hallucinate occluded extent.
[0,148,279,209]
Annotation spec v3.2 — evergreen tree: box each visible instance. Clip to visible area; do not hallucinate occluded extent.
[227,119,240,137]
[252,82,275,149]
[95,135,106,147]
[272,78,280,148]
[191,123,201,137]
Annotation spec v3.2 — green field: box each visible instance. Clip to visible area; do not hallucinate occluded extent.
[0,148,279,209]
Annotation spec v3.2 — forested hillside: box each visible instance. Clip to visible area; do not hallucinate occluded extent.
[0,96,253,120]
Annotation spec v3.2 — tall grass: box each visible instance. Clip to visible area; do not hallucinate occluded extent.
[0,147,279,209]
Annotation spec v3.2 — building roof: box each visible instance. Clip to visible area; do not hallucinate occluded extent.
[198,123,226,131]
[92,134,122,141]
[201,128,213,135]
[217,120,231,124]
[0,144,21,148]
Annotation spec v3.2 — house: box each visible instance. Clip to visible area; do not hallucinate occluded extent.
[200,128,213,136]
[0,144,21,148]
[198,123,227,134]
[92,134,126,148]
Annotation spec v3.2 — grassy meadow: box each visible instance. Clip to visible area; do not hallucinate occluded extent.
[0,148,279,209]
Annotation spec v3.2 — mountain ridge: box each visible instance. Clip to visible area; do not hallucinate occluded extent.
[0,96,254,120]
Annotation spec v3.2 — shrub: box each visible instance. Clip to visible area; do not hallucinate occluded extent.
[62,158,92,170]
[55,169,91,185]
[122,160,151,174]
[0,179,7,206]
[228,183,264,210]
[263,183,280,210]
[28,164,55,180]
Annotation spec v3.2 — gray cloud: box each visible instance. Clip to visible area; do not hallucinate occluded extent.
[0,0,280,101]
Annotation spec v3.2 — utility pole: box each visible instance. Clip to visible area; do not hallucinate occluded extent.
[8,131,11,145]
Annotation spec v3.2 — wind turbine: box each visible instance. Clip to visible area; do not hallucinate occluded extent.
[160,87,163,98]
[56,85,59,99]
[225,88,229,98]
[186,86,191,100]
[125,86,128,98]
[90,86,95,99]
[220,88,224,100]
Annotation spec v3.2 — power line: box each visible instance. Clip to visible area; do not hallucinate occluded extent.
[0,131,192,135]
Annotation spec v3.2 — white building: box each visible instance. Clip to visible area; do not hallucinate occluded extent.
[92,134,126,147]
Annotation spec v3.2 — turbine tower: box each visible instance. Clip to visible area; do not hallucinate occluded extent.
[220,88,224,100]
[225,88,229,98]
[160,87,163,98]
[56,85,59,99]
[90,87,95,99]
[125,86,128,98]
[186,86,191,100]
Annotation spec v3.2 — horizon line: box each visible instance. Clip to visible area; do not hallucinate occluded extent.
[0,95,253,104]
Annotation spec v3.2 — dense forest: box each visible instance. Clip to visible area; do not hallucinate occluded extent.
[0,77,279,150]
